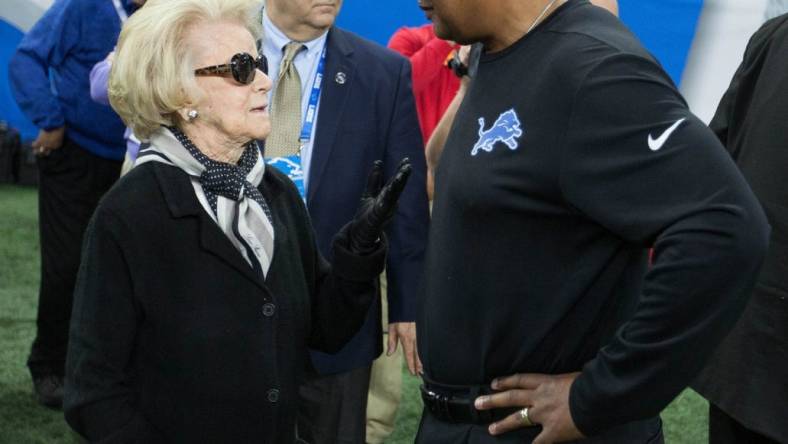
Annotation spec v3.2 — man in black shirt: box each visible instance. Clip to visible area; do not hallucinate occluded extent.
[415,0,770,443]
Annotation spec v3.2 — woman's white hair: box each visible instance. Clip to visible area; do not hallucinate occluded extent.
[109,0,263,139]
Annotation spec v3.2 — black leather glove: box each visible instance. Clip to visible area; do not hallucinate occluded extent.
[348,158,412,254]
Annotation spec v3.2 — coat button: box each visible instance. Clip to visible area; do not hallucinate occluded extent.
[262,303,276,317]
[267,388,279,403]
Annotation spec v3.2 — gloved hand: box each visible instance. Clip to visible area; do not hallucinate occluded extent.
[348,158,412,254]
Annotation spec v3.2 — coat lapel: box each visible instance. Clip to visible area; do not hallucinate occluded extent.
[307,27,356,205]
[152,163,267,291]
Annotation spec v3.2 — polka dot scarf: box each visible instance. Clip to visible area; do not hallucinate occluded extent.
[168,126,273,220]
[136,127,275,278]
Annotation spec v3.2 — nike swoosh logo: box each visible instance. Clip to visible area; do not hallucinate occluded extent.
[648,118,686,151]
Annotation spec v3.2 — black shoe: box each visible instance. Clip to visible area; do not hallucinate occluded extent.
[33,374,64,409]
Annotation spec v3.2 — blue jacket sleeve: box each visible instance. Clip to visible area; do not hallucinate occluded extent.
[383,57,430,323]
[8,0,79,130]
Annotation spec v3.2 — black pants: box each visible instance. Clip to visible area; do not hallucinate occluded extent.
[27,139,121,378]
[709,404,780,444]
[416,409,663,444]
[297,365,372,444]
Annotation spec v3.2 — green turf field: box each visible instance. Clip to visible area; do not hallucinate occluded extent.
[0,184,708,443]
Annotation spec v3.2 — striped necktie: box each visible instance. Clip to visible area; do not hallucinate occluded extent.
[266,42,305,158]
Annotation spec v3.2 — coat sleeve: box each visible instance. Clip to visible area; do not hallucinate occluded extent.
[558,53,770,436]
[306,218,388,353]
[8,0,79,130]
[64,208,164,443]
[381,57,430,324]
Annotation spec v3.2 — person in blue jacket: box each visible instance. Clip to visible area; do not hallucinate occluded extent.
[8,0,141,408]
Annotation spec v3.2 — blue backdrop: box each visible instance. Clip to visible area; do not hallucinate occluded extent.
[1,0,705,141]
[1,21,35,140]
[336,0,704,84]
[619,0,704,86]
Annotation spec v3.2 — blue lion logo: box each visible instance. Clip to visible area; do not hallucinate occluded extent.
[471,108,523,156]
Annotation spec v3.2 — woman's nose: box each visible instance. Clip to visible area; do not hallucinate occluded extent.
[253,69,272,93]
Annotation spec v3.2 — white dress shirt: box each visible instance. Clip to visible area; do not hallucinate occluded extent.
[262,11,329,192]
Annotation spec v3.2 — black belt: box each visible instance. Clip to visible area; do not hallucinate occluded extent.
[420,380,519,425]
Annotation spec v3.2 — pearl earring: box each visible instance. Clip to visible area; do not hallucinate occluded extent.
[187,109,199,121]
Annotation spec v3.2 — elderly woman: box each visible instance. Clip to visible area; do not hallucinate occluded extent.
[63,0,411,441]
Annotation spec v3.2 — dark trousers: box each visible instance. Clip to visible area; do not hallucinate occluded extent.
[416,409,664,444]
[709,404,780,444]
[297,365,372,444]
[27,139,121,378]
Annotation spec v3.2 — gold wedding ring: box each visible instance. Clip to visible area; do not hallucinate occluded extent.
[519,406,534,427]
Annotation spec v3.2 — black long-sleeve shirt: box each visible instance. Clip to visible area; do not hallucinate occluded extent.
[417,0,769,437]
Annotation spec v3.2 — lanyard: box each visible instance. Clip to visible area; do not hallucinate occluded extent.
[299,45,327,145]
[112,0,128,23]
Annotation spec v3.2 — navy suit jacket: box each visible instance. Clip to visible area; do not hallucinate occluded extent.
[302,27,429,374]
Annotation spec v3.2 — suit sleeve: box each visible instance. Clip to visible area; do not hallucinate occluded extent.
[8,0,79,130]
[64,208,164,443]
[382,58,430,324]
[559,54,770,436]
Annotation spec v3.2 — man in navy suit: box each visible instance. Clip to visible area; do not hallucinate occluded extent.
[260,1,429,443]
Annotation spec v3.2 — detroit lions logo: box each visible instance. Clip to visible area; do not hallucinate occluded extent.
[471,108,523,156]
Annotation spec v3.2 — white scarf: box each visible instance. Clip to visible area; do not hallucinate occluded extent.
[136,127,275,278]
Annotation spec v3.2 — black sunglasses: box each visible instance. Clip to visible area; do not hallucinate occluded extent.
[194,52,268,85]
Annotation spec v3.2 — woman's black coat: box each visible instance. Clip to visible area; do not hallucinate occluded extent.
[64,162,385,443]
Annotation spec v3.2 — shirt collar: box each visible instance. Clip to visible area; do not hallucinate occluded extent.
[262,10,328,57]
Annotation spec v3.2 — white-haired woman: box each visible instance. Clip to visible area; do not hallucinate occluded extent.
[63,0,411,441]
